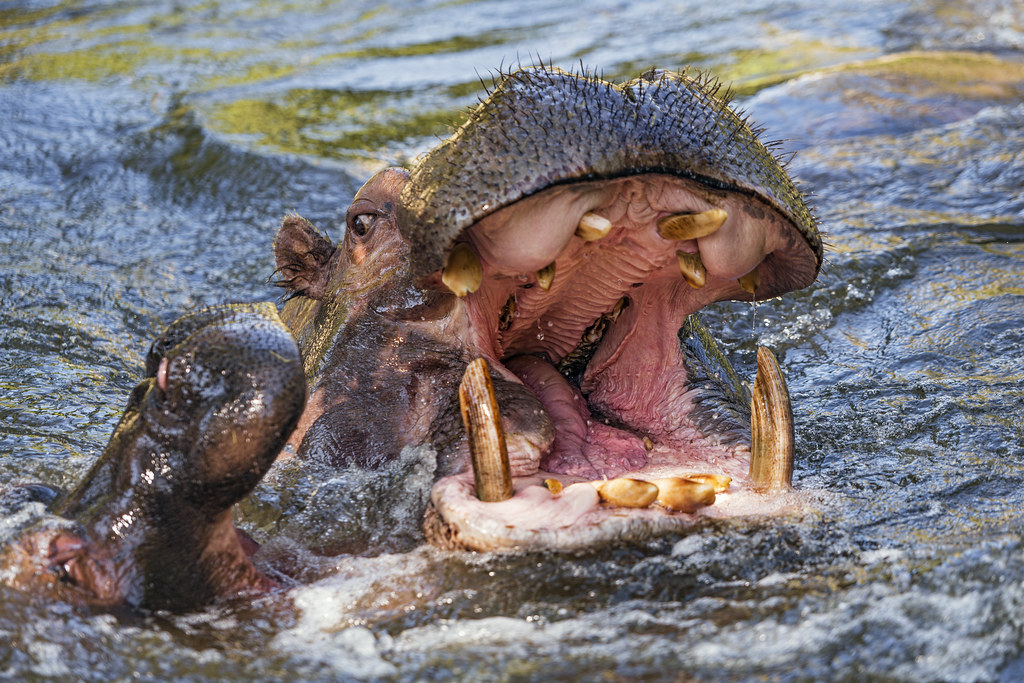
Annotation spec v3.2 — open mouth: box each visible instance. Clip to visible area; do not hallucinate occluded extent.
[421,173,814,551]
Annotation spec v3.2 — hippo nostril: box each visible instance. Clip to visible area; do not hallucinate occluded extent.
[157,357,169,393]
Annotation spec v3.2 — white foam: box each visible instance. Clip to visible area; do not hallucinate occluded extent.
[273,549,440,676]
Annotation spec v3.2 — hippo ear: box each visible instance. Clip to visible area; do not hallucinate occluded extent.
[273,215,336,300]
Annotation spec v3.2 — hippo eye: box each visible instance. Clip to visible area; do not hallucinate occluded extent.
[351,213,375,238]
[53,562,72,584]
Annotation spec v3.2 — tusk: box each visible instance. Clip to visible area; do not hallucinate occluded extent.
[652,477,716,512]
[459,358,513,502]
[536,261,556,291]
[738,268,760,295]
[676,251,707,289]
[591,478,659,508]
[442,243,483,297]
[657,208,727,241]
[749,346,794,492]
[576,212,612,241]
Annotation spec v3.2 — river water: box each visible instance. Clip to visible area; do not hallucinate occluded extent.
[2,0,1023,680]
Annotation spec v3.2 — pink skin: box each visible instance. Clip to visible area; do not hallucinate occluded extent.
[456,175,812,475]
[423,174,815,549]
[157,356,169,393]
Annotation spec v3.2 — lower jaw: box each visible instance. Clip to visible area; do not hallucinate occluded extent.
[424,348,797,552]
[424,456,803,552]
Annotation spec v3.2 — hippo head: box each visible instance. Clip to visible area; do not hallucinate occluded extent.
[3,303,306,609]
[274,66,822,551]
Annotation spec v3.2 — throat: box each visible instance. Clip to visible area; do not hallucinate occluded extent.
[504,354,649,479]
[580,293,697,438]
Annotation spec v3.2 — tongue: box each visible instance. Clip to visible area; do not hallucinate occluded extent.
[504,355,648,479]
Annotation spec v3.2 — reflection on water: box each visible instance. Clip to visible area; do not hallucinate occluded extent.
[2,0,1023,680]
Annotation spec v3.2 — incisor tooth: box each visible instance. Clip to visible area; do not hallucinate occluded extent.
[442,243,483,297]
[657,208,727,241]
[592,478,659,508]
[652,477,717,512]
[459,358,513,502]
[576,212,612,241]
[536,262,556,291]
[738,268,760,295]
[676,251,707,289]
[684,473,732,494]
[749,346,794,492]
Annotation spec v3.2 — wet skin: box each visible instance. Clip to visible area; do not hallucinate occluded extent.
[2,304,305,610]
[2,65,822,601]
[275,66,822,551]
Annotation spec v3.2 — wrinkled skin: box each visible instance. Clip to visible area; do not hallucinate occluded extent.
[275,65,823,551]
[2,303,305,610]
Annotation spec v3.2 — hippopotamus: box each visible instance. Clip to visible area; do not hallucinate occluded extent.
[1,303,305,610]
[2,64,821,610]
[273,65,822,551]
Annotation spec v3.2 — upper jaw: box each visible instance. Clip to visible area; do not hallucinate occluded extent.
[397,66,823,282]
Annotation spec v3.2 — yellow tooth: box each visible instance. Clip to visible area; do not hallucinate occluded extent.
[684,473,732,494]
[576,212,612,241]
[536,262,556,291]
[749,346,794,492]
[544,478,563,495]
[442,243,483,297]
[642,436,654,451]
[657,208,727,241]
[738,268,760,295]
[459,358,513,502]
[676,251,707,289]
[652,477,717,513]
[592,478,659,508]
[498,295,516,332]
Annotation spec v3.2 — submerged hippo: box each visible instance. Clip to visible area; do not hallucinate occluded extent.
[274,65,822,551]
[2,304,305,609]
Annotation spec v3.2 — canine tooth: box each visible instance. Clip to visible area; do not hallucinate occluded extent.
[676,251,707,289]
[657,208,727,241]
[576,212,612,241]
[592,478,659,508]
[738,268,760,295]
[536,262,556,291]
[459,358,513,502]
[442,243,483,297]
[652,477,716,512]
[749,346,794,492]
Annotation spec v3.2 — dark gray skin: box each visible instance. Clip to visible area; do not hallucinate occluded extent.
[399,66,822,282]
[2,303,306,610]
[274,65,823,550]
